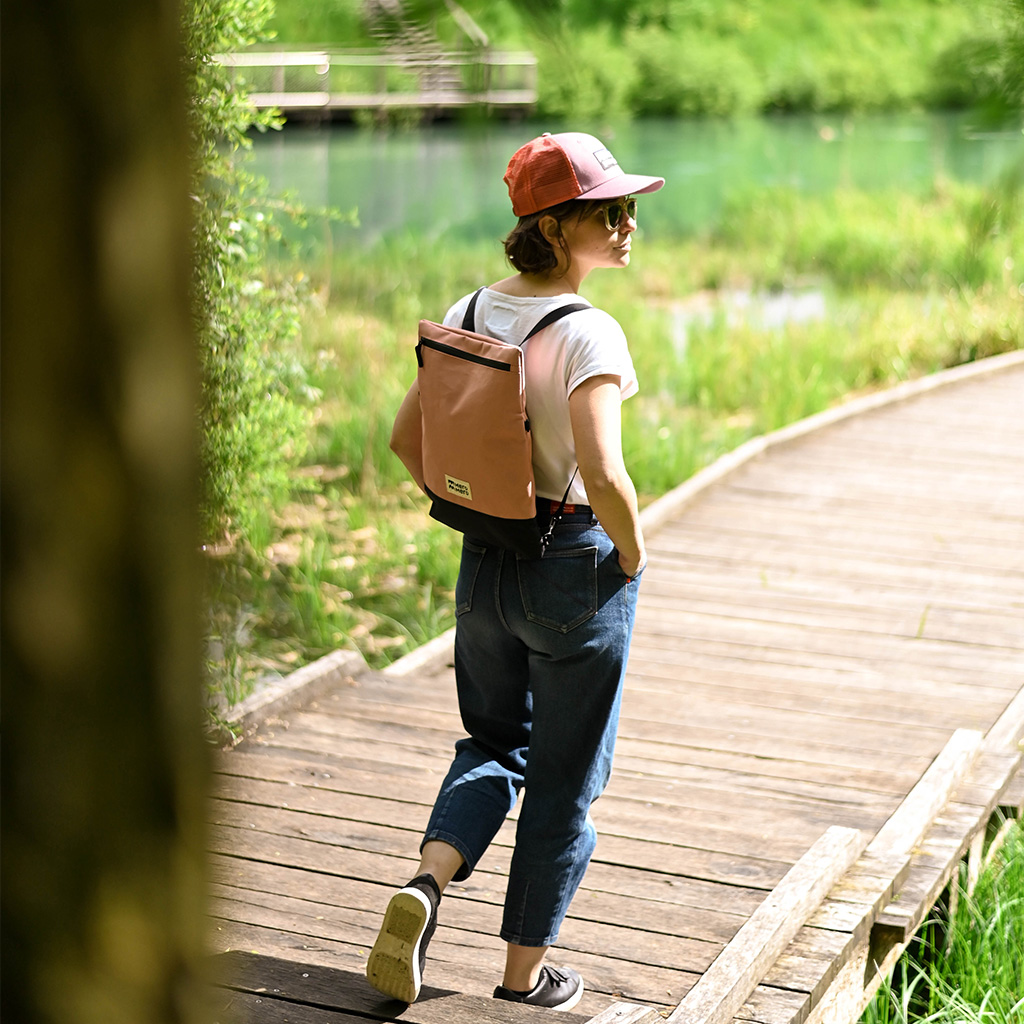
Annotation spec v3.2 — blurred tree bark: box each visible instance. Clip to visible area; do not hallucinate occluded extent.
[1,1,211,1022]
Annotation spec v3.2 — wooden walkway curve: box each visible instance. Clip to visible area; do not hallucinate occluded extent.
[209,352,1024,1024]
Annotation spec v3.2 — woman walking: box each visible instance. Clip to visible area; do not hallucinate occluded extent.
[372,131,664,1011]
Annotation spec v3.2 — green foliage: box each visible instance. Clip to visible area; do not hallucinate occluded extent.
[184,0,316,544]
[267,0,369,44]
[934,0,1024,112]
[535,28,638,121]
[627,27,761,117]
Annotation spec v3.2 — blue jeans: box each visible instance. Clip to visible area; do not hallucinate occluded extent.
[421,509,642,946]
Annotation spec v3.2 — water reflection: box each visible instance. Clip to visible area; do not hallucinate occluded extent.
[664,288,829,355]
[246,112,1023,248]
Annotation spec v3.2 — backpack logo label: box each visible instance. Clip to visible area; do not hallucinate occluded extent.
[445,475,473,500]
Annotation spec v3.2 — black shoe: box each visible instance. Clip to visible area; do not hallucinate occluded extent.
[366,873,441,1003]
[493,965,585,1011]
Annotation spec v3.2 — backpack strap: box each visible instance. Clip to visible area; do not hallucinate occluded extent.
[461,287,590,341]
[461,287,486,331]
[523,302,591,340]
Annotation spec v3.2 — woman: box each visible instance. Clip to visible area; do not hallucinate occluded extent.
[370,131,664,1012]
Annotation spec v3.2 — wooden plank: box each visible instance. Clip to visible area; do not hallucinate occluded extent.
[214,988,369,1023]
[646,532,1024,594]
[210,918,661,1015]
[645,591,1022,641]
[982,687,1024,754]
[210,815,790,894]
[623,653,1013,719]
[214,951,591,1023]
[867,728,982,857]
[638,579,1021,641]
[209,860,724,984]
[214,753,886,850]
[734,984,812,1024]
[759,925,853,1002]
[645,545,1023,598]
[208,851,751,954]
[335,686,954,761]
[584,1005,665,1024]
[211,832,767,928]
[664,826,866,1024]
[873,802,983,942]
[651,484,1024,542]
[999,767,1024,815]
[722,853,903,1020]
[810,851,911,919]
[635,613,1021,675]
[874,737,1024,943]
[629,622,1024,680]
[630,629,1024,690]
[613,739,923,798]
[209,780,800,892]
[638,354,1024,537]
[603,773,890,837]
[952,750,1023,809]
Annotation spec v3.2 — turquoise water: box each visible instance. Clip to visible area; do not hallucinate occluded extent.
[246,113,1023,247]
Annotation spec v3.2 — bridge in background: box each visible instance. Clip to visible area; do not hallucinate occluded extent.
[215,47,537,121]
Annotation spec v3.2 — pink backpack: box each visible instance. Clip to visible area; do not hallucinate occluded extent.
[416,288,588,557]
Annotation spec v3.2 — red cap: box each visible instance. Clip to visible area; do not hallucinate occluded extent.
[504,132,665,217]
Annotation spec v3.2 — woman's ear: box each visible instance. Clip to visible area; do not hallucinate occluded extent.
[537,214,560,246]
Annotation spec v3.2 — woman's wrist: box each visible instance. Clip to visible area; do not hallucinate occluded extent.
[617,547,646,579]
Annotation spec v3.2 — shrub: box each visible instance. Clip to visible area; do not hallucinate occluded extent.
[626,27,761,117]
[535,27,638,121]
[184,0,315,544]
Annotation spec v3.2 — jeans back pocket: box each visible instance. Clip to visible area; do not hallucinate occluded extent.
[517,545,599,633]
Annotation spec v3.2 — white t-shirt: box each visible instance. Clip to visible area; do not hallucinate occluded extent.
[444,288,638,506]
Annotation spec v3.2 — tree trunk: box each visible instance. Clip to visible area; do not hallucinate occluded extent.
[1,2,210,1021]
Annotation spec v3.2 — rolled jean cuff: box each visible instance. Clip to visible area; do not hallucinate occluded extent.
[420,829,476,883]
[498,926,560,947]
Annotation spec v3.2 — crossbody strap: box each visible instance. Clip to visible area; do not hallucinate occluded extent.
[539,468,580,557]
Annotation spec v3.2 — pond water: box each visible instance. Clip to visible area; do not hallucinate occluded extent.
[246,112,1022,248]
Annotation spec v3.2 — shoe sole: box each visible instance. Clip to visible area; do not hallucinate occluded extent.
[366,886,432,1003]
[552,978,584,1012]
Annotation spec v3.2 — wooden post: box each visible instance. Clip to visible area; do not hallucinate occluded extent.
[1,2,209,1022]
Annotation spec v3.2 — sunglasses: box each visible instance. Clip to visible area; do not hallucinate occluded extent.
[598,197,638,231]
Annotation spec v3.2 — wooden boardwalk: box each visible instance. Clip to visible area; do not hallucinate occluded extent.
[209,353,1024,1024]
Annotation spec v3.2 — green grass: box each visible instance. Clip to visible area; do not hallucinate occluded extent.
[202,175,1023,716]
[862,818,1024,1024]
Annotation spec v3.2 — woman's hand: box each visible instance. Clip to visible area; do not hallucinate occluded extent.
[617,549,646,581]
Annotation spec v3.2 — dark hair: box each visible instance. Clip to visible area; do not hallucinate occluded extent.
[503,198,604,276]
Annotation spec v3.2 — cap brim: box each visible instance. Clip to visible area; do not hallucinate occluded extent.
[577,174,665,201]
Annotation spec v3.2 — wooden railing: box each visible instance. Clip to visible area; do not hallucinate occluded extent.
[214,48,537,116]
